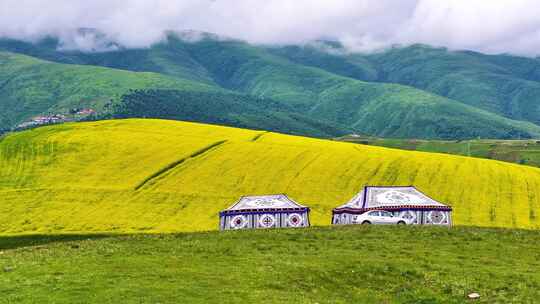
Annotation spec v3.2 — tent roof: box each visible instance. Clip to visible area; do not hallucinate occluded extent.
[223,194,308,212]
[334,186,451,211]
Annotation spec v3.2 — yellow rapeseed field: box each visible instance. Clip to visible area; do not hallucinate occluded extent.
[1,119,540,234]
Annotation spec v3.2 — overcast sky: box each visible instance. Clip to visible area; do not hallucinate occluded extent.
[1,0,540,55]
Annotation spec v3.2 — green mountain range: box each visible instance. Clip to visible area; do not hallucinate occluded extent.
[1,32,540,139]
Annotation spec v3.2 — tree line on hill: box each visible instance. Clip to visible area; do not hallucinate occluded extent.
[106,89,351,138]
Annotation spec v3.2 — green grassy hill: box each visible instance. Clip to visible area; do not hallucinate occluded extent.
[0,51,348,138]
[2,35,540,139]
[267,41,379,82]
[0,51,212,129]
[338,135,540,168]
[1,226,539,303]
[366,45,540,126]
[273,43,540,128]
[0,36,217,84]
[1,119,540,234]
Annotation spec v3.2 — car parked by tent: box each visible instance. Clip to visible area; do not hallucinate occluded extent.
[332,186,452,226]
[351,210,414,225]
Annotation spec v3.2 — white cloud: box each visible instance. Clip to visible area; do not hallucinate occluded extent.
[0,0,539,55]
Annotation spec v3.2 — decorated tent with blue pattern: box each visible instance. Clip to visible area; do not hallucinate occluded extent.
[220,194,310,230]
[332,186,452,226]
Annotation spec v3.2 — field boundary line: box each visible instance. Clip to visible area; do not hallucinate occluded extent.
[251,131,268,142]
[134,140,227,190]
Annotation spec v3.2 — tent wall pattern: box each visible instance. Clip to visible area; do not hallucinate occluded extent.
[220,194,310,230]
[332,186,452,226]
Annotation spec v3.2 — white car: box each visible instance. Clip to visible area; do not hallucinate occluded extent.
[351,210,412,225]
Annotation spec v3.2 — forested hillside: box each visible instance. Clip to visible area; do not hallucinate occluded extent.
[111,89,349,137]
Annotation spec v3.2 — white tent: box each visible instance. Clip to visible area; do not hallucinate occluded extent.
[332,186,452,226]
[220,194,310,230]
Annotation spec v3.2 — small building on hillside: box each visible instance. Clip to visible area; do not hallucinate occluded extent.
[332,186,452,226]
[220,194,310,230]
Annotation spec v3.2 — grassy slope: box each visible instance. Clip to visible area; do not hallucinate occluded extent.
[72,42,217,85]
[267,42,379,82]
[1,226,540,303]
[0,36,217,85]
[271,43,540,127]
[366,45,540,125]
[1,119,540,234]
[0,51,213,129]
[338,135,540,168]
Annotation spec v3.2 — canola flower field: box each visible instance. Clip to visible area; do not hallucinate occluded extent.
[1,119,540,234]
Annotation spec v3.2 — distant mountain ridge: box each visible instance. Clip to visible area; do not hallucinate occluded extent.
[272,42,540,126]
[1,32,540,139]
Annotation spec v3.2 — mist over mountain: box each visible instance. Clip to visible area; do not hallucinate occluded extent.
[2,1,540,56]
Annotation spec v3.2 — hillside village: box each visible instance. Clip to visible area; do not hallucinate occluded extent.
[14,108,96,131]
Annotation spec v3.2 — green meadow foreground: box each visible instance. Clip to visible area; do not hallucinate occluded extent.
[0,226,539,303]
[2,119,540,233]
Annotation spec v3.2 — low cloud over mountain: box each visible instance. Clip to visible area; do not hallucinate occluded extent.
[2,0,540,55]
